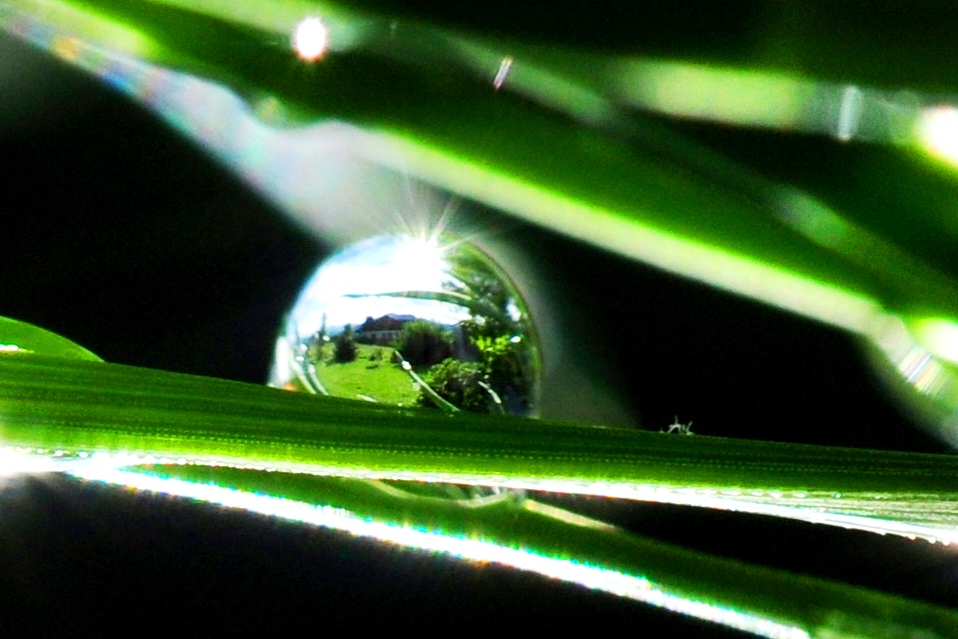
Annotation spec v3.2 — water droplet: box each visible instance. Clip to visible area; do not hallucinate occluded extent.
[270,234,541,416]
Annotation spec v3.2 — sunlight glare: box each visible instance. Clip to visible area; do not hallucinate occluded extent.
[0,447,55,476]
[918,106,958,166]
[909,318,958,367]
[392,236,447,284]
[292,16,327,62]
[284,234,470,338]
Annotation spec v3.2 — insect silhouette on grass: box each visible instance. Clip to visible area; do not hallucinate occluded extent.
[663,416,693,435]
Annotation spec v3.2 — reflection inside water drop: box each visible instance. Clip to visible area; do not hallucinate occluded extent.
[270,235,541,416]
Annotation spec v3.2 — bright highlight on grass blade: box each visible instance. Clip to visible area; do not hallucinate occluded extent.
[7,447,958,546]
[910,318,958,367]
[609,61,922,144]
[292,16,327,61]
[919,106,958,167]
[0,447,79,475]
[359,132,880,332]
[69,466,809,639]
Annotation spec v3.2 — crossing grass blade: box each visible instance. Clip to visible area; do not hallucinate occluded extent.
[69,463,954,639]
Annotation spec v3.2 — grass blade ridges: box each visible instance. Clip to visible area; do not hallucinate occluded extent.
[3,354,958,544]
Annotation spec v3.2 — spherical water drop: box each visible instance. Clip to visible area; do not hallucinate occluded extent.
[270,235,541,416]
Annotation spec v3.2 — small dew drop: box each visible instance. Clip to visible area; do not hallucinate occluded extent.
[292,16,328,61]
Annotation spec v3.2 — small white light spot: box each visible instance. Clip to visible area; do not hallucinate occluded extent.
[919,106,958,166]
[293,17,328,62]
[493,56,513,90]
[836,85,863,142]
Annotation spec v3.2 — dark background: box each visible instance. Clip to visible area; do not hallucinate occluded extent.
[1,22,957,636]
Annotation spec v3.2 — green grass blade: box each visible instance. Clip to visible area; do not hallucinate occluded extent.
[0,316,103,362]
[71,464,956,639]
[6,0,958,345]
[4,350,958,543]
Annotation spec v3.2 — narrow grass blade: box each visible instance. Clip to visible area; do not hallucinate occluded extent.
[61,463,958,639]
[0,316,102,362]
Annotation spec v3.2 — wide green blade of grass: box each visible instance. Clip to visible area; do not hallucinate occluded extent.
[3,316,958,546]
[3,309,955,637]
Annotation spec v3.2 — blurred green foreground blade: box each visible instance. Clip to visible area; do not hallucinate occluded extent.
[5,0,958,373]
